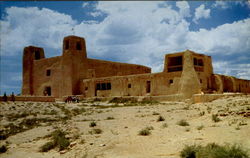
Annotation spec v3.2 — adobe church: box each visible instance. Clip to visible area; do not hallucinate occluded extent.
[22,35,250,99]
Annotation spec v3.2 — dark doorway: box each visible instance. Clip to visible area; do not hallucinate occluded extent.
[146,81,151,93]
[45,86,51,96]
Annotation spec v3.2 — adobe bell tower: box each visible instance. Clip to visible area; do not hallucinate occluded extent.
[59,35,88,97]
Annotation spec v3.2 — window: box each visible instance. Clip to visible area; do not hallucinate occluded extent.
[35,51,40,60]
[128,84,131,88]
[46,69,51,76]
[167,56,183,72]
[146,81,151,93]
[168,56,182,66]
[76,42,81,50]
[65,40,69,50]
[96,82,111,90]
[101,83,106,90]
[169,79,173,84]
[85,87,88,91]
[200,79,202,83]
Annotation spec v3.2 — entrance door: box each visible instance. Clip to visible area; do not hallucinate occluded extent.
[45,86,51,96]
[146,81,151,93]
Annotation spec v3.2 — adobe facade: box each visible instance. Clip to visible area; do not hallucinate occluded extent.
[22,35,250,99]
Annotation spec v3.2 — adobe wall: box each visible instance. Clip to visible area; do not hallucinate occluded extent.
[87,58,151,78]
[81,71,182,98]
[0,96,55,102]
[211,74,250,93]
[32,56,62,97]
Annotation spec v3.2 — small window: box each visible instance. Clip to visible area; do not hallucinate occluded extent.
[107,83,111,90]
[65,40,69,50]
[85,87,88,91]
[46,69,51,76]
[200,79,202,83]
[169,79,173,84]
[128,84,131,88]
[35,51,40,60]
[76,42,81,50]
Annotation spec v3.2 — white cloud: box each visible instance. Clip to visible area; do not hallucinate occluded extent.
[0,7,76,56]
[186,19,250,54]
[1,2,249,80]
[213,1,230,9]
[176,1,191,18]
[193,4,211,23]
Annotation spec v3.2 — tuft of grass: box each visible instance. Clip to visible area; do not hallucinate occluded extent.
[152,111,160,115]
[89,128,102,135]
[180,143,249,158]
[138,128,151,136]
[235,126,241,130]
[197,125,204,130]
[89,121,97,127]
[180,144,201,158]
[157,115,165,122]
[162,123,168,128]
[185,128,190,132]
[106,116,115,120]
[0,145,7,153]
[199,111,205,116]
[177,119,190,126]
[212,114,221,123]
[40,141,55,152]
[52,129,70,151]
[145,126,154,130]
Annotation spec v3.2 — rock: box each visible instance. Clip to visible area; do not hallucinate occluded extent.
[60,150,67,154]
[99,144,106,147]
[70,141,77,148]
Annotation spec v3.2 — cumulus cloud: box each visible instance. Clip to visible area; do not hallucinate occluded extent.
[176,1,191,18]
[0,7,76,56]
[193,4,211,23]
[1,2,249,81]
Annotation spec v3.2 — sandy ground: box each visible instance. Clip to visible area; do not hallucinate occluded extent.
[0,95,250,158]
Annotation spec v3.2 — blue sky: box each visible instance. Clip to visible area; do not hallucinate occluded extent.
[0,1,250,95]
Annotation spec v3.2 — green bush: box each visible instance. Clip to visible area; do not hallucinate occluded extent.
[177,119,190,126]
[180,143,249,158]
[157,116,165,122]
[52,130,70,151]
[40,141,55,152]
[89,121,97,127]
[40,129,70,152]
[138,128,151,136]
[212,114,221,123]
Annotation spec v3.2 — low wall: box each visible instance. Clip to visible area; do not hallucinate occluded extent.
[84,94,184,102]
[192,93,245,103]
[0,96,55,102]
